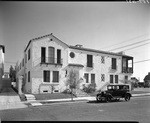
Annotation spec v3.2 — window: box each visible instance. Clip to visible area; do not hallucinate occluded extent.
[22,59,24,67]
[53,71,59,83]
[125,76,128,80]
[112,58,117,69]
[84,73,89,83]
[28,71,30,82]
[115,75,118,83]
[87,55,93,67]
[57,49,61,64]
[91,74,95,84]
[25,54,27,63]
[28,49,30,60]
[41,47,46,63]
[43,70,50,82]
[101,74,105,82]
[101,56,105,64]
[48,47,55,63]
[110,75,113,84]
[20,63,21,70]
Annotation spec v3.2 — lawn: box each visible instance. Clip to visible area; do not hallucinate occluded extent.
[19,87,150,101]
[33,93,76,100]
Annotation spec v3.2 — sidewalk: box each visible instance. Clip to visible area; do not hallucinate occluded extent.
[25,91,150,107]
[0,88,28,110]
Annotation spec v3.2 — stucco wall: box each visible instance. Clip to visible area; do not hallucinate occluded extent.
[30,36,68,93]
[67,48,124,90]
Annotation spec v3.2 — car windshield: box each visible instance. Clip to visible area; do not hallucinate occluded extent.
[107,85,129,90]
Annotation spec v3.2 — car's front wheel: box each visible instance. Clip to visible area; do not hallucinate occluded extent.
[125,94,130,101]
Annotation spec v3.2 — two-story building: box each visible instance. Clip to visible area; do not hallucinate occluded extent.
[0,45,5,91]
[16,34,133,94]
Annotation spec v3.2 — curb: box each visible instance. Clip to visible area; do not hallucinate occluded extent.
[26,93,150,107]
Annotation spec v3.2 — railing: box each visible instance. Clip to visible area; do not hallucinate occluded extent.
[122,67,133,73]
[41,57,63,65]
[33,57,63,67]
[109,66,118,72]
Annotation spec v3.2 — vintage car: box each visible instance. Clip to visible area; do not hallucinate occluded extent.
[96,84,132,102]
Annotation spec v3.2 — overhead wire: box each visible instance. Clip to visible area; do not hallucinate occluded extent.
[108,39,150,51]
[101,33,149,50]
[122,42,150,51]
[134,59,150,64]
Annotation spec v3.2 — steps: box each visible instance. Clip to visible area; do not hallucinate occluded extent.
[25,94,36,101]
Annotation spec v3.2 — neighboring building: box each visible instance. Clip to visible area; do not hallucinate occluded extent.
[0,45,5,91]
[16,34,133,94]
[3,72,10,79]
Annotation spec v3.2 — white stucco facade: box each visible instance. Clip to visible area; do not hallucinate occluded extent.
[16,34,133,94]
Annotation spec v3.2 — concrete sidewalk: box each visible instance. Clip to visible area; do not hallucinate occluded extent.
[26,92,150,107]
[0,88,28,110]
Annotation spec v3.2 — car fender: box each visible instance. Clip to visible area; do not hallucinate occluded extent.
[125,93,132,97]
[106,93,113,98]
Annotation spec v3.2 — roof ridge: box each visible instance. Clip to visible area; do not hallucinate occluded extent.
[69,45,132,57]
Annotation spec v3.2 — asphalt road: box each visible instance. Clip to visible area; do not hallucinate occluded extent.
[0,96,150,122]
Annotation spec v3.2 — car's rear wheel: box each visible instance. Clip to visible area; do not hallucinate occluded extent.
[105,96,111,102]
[125,94,130,101]
[96,95,102,102]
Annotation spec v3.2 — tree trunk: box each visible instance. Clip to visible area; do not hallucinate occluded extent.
[71,88,73,101]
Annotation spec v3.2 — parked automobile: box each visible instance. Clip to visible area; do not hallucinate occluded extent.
[96,84,132,102]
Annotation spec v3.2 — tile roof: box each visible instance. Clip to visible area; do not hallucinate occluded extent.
[69,45,133,58]
[24,33,133,58]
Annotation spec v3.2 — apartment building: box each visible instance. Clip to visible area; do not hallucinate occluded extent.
[0,45,5,91]
[16,34,133,94]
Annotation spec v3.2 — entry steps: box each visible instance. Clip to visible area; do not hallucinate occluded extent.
[25,94,36,101]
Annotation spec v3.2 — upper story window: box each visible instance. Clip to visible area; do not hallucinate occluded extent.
[112,58,117,70]
[25,54,27,63]
[28,49,30,60]
[20,63,21,70]
[87,54,93,67]
[28,71,30,82]
[22,59,24,67]
[101,56,105,64]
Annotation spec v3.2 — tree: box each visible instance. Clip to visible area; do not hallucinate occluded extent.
[9,65,16,82]
[144,72,150,87]
[65,69,80,101]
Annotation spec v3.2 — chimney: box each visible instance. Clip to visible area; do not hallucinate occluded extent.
[75,44,83,48]
[118,51,125,55]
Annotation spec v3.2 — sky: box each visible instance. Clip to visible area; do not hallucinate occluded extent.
[0,2,150,81]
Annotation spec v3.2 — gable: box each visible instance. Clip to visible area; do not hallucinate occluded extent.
[24,33,69,52]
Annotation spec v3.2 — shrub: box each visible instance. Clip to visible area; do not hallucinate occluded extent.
[19,94,27,101]
[62,89,71,94]
[82,83,96,93]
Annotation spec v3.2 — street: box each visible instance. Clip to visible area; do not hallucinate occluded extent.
[0,96,150,122]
